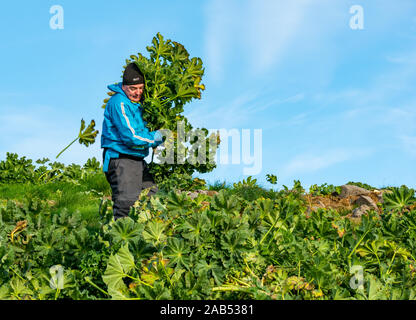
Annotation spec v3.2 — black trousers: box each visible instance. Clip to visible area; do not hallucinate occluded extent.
[105,157,158,220]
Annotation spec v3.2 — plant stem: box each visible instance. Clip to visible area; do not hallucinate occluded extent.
[85,277,110,297]
[125,274,154,289]
[56,137,78,159]
[212,285,249,292]
[243,258,258,280]
[229,275,250,287]
[38,168,60,182]
[159,253,173,287]
[259,219,280,245]
[10,267,25,282]
[386,251,397,275]
[348,229,371,260]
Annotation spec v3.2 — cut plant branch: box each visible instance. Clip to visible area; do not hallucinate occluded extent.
[56,119,99,158]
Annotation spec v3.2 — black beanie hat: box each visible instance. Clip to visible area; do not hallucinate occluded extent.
[123,63,145,85]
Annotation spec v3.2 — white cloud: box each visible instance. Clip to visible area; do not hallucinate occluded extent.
[386,53,416,65]
[203,0,326,81]
[244,0,312,74]
[186,90,260,129]
[310,45,416,144]
[245,92,305,114]
[186,90,305,130]
[203,0,240,82]
[280,148,373,177]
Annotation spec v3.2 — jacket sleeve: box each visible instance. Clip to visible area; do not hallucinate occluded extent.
[108,98,163,149]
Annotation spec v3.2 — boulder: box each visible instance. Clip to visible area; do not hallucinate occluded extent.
[187,192,199,200]
[352,204,372,217]
[183,190,219,199]
[353,195,378,210]
[339,185,371,198]
[372,189,393,204]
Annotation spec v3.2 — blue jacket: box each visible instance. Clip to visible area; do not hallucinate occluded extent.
[101,82,163,172]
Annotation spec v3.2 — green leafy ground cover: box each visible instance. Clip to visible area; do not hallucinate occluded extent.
[1,153,416,300]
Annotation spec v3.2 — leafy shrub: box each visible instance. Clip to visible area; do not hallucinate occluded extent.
[309,183,342,196]
[383,185,416,213]
[230,177,269,201]
[0,153,36,184]
[0,153,106,190]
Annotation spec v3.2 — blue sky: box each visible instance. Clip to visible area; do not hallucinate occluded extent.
[1,0,415,190]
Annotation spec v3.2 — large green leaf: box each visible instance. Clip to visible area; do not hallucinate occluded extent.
[142,220,168,245]
[102,245,135,290]
[109,217,142,244]
[195,260,224,285]
[164,238,191,270]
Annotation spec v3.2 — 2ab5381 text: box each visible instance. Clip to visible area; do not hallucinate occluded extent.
[204,304,253,315]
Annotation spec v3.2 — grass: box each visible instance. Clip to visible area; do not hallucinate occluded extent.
[80,172,112,195]
[0,173,111,224]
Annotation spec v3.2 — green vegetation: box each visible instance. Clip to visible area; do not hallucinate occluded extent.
[309,183,342,196]
[1,153,416,300]
[58,33,220,191]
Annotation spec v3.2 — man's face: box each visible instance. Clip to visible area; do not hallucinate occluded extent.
[122,83,145,102]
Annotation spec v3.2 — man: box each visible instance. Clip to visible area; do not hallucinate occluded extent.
[101,62,163,220]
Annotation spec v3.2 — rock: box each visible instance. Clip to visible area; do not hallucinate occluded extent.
[183,190,219,199]
[339,185,371,198]
[187,192,199,200]
[352,204,372,217]
[317,200,325,207]
[353,195,378,210]
[372,189,393,204]
[373,190,383,203]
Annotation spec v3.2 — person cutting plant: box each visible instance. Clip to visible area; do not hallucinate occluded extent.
[101,62,164,220]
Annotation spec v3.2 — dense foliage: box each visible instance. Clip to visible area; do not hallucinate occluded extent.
[117,33,219,190]
[1,154,416,300]
[56,33,219,191]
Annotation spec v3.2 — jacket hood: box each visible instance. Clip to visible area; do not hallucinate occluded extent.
[107,82,127,97]
[107,82,142,106]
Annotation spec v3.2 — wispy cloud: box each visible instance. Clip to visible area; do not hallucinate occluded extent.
[310,44,416,146]
[243,0,313,75]
[203,0,319,82]
[203,0,239,82]
[186,90,260,129]
[186,90,305,130]
[386,52,416,65]
[245,92,305,114]
[280,148,373,177]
